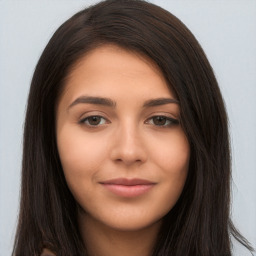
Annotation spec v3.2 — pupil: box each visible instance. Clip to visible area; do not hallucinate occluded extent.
[153,116,166,125]
[89,116,101,125]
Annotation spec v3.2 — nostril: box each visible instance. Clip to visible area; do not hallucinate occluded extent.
[111,148,147,166]
[109,127,148,165]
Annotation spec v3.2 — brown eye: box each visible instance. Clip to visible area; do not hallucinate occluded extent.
[80,116,107,126]
[152,116,168,126]
[88,116,102,125]
[146,115,179,127]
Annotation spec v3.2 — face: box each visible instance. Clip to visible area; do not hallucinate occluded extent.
[56,45,190,232]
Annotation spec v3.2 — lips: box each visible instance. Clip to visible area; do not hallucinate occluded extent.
[100,178,156,197]
[101,178,155,186]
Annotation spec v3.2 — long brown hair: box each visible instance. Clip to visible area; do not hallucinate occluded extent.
[13,0,254,255]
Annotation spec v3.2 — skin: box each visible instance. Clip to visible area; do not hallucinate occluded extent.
[41,249,55,256]
[56,45,190,256]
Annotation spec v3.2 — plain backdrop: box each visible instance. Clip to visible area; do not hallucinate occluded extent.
[0,1,255,255]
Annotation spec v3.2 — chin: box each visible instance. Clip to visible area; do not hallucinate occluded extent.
[95,210,164,233]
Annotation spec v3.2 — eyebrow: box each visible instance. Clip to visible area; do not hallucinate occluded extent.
[68,96,116,110]
[68,96,179,110]
[143,98,179,107]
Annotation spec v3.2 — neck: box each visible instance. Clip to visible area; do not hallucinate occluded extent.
[78,212,162,256]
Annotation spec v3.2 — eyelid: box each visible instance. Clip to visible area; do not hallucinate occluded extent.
[78,111,179,128]
[79,115,107,123]
[145,114,179,127]
[77,110,109,119]
[79,113,111,127]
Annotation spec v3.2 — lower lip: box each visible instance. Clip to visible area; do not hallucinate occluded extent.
[101,184,154,198]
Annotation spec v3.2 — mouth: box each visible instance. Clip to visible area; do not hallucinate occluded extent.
[99,178,156,198]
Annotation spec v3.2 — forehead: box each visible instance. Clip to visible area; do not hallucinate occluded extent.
[61,44,175,103]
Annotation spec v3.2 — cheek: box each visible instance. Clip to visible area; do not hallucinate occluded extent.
[150,129,190,172]
[150,130,190,200]
[56,126,108,185]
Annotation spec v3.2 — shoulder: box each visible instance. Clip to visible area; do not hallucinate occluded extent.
[41,248,56,256]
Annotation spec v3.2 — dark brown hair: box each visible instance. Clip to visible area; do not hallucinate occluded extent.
[13,0,254,255]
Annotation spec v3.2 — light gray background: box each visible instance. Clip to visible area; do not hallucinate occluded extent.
[0,1,255,255]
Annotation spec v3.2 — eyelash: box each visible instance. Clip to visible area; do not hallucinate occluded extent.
[79,115,179,128]
[145,116,179,127]
[79,115,109,127]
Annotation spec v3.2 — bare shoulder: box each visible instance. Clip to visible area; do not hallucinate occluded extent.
[41,248,56,256]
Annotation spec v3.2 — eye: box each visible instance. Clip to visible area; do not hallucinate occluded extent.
[146,115,179,127]
[79,116,108,126]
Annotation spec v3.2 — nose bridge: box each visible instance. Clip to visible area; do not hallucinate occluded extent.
[110,118,147,165]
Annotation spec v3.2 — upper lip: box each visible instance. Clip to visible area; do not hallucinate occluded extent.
[100,178,155,186]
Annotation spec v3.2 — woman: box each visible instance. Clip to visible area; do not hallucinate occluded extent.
[13,0,254,255]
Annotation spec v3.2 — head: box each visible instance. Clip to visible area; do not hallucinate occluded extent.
[13,0,244,255]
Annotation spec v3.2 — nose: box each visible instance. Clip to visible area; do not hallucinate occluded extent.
[110,122,148,166]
